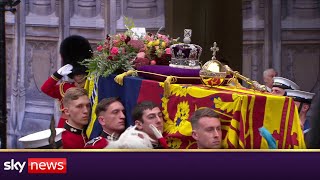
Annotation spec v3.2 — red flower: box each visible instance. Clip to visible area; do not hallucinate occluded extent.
[107,56,113,61]
[97,45,103,52]
[111,47,119,55]
[134,57,150,69]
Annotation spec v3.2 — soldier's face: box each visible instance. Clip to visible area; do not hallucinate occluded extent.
[272,87,285,96]
[192,117,222,149]
[74,74,86,87]
[99,101,126,134]
[135,107,163,141]
[65,95,90,129]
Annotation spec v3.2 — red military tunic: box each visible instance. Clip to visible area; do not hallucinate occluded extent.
[84,131,115,149]
[41,72,75,128]
[62,121,88,149]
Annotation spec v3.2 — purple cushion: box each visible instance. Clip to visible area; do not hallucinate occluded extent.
[137,65,202,84]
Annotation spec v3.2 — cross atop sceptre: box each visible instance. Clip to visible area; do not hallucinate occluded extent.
[210,42,219,60]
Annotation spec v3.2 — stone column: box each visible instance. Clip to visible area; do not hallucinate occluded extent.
[126,0,157,19]
[251,0,260,18]
[116,0,121,20]
[263,0,272,70]
[110,0,117,34]
[272,0,281,76]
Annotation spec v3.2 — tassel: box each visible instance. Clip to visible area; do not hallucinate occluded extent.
[164,76,177,98]
[114,70,136,86]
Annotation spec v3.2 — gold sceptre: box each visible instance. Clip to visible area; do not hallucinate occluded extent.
[224,65,267,92]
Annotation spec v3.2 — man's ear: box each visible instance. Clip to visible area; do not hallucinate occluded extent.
[135,120,143,130]
[64,108,70,116]
[98,116,105,126]
[192,130,198,140]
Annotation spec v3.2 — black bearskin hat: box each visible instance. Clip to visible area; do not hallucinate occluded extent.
[59,35,93,79]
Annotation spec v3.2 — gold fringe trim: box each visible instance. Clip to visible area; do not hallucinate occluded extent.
[113,70,200,97]
[164,76,177,98]
[114,70,136,86]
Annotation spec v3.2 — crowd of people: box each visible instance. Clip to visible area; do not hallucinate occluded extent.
[263,68,317,147]
[18,35,318,149]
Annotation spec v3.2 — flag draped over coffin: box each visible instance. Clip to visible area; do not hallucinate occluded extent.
[86,75,306,148]
[138,80,306,149]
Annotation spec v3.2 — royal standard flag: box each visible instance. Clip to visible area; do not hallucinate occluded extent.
[137,80,306,149]
[88,75,305,148]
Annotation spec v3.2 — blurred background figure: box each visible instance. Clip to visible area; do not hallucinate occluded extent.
[286,90,315,132]
[272,77,300,96]
[263,68,278,92]
[286,89,315,148]
[305,95,320,149]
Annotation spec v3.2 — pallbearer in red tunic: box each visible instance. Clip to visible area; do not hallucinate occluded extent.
[61,87,90,149]
[41,35,93,128]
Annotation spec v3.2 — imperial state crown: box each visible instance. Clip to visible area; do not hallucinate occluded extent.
[169,29,202,69]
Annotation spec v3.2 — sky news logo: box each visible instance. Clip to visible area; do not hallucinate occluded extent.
[3,158,67,174]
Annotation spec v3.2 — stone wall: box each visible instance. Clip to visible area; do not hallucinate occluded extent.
[242,0,320,118]
[5,0,165,148]
[5,0,319,148]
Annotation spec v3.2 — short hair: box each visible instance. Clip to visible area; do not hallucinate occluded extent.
[95,97,122,116]
[190,108,220,129]
[63,87,88,106]
[132,101,158,123]
[263,68,277,77]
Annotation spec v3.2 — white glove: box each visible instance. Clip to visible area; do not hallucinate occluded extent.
[57,64,73,76]
[149,124,163,139]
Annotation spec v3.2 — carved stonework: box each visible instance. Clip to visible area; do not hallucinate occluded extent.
[30,0,55,16]
[25,41,57,100]
[71,0,105,28]
[127,0,157,19]
[282,45,320,92]
[282,0,320,28]
[292,0,320,19]
[242,0,264,29]
[74,0,97,18]
[242,44,264,84]
[115,0,165,31]
[242,0,264,20]
[26,0,59,26]
[6,39,13,98]
[26,0,30,14]
[116,0,121,19]
[55,0,59,16]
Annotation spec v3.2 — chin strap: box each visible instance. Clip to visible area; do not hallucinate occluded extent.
[149,124,169,148]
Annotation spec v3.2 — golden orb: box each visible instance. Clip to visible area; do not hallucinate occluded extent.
[199,60,227,87]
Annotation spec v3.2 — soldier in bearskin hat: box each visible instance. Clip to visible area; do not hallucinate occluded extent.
[41,35,93,128]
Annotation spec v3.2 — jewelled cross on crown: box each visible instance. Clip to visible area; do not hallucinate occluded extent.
[210,42,219,60]
[183,29,192,44]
